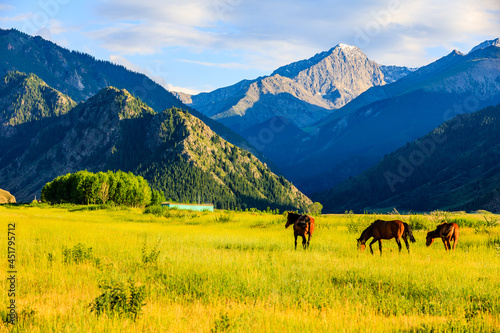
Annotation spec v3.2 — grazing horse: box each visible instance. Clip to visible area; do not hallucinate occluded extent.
[357,220,416,255]
[285,212,315,250]
[426,222,459,251]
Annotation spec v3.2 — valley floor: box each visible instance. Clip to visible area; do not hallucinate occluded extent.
[1,205,499,332]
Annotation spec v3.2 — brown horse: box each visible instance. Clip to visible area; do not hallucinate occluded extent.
[285,212,315,250]
[357,220,416,255]
[426,222,459,251]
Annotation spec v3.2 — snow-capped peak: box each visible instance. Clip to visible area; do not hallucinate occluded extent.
[337,43,357,52]
[469,38,500,54]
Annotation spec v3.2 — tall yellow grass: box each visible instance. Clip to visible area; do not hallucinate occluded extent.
[1,205,499,332]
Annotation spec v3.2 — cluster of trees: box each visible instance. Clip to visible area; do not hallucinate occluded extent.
[41,170,164,207]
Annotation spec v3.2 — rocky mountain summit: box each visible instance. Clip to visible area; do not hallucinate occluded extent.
[272,44,386,109]
[0,71,76,128]
[185,43,389,132]
[469,38,500,53]
[290,43,500,194]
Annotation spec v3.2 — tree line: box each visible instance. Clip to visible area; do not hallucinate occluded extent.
[41,170,164,207]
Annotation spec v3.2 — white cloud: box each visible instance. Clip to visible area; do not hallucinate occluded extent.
[165,84,200,95]
[0,12,32,23]
[110,54,200,94]
[0,4,14,11]
[177,59,248,69]
[88,0,499,69]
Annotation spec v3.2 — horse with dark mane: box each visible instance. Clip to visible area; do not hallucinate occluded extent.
[426,222,459,251]
[357,219,416,255]
[285,212,315,250]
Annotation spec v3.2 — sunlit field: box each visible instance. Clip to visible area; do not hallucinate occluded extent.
[1,204,499,332]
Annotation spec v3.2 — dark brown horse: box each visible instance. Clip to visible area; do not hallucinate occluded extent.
[285,212,315,250]
[357,220,416,255]
[426,222,459,251]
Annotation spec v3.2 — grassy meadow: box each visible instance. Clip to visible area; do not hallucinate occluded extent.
[1,204,499,332]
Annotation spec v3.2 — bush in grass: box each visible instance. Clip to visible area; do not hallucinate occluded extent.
[90,281,146,321]
[142,239,161,266]
[143,204,165,217]
[448,217,481,228]
[213,211,233,223]
[408,214,430,230]
[345,211,375,234]
[62,243,93,264]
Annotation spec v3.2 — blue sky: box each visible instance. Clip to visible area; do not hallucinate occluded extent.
[1,0,498,94]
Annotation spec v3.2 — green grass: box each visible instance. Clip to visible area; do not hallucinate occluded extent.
[1,206,499,332]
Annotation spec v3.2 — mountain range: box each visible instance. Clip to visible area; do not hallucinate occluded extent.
[292,44,500,193]
[180,38,500,196]
[0,28,259,158]
[1,27,499,213]
[0,71,311,210]
[180,44,390,132]
[315,103,500,213]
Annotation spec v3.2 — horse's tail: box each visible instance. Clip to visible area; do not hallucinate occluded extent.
[308,215,315,235]
[404,223,416,243]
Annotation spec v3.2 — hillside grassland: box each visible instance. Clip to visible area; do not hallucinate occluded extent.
[1,205,499,332]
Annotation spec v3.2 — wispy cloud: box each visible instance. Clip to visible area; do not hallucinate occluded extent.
[0,4,14,11]
[110,54,200,94]
[0,12,32,23]
[177,59,250,69]
[3,0,498,92]
[87,0,500,69]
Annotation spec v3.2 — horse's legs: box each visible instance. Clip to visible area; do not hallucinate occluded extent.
[369,239,377,255]
[441,237,449,250]
[307,233,312,249]
[302,235,307,249]
[402,235,410,253]
[395,238,402,252]
[294,234,298,250]
[378,240,383,255]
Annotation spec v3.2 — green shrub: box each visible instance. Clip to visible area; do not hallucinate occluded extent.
[144,205,165,217]
[141,239,161,266]
[62,243,93,264]
[345,211,375,234]
[213,212,233,223]
[408,214,430,230]
[90,281,146,321]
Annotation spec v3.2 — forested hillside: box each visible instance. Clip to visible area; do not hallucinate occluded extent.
[315,104,500,213]
[0,29,260,157]
[0,76,311,211]
[0,71,75,127]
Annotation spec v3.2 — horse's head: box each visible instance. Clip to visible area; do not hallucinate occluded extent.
[285,212,301,228]
[425,232,434,246]
[357,238,366,252]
